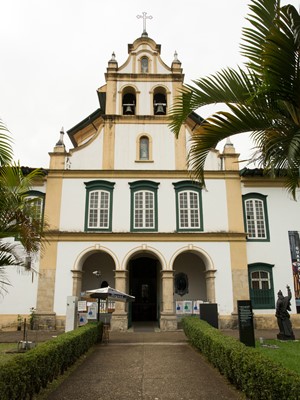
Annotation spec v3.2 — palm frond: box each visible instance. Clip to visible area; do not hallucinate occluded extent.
[0,119,13,166]
[241,0,280,73]
[0,164,47,256]
[187,103,276,182]
[169,66,261,136]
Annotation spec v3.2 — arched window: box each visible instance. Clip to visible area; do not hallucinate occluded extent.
[25,190,45,223]
[141,57,149,73]
[139,136,149,160]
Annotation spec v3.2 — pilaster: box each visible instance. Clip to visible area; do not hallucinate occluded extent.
[102,120,115,169]
[111,269,128,331]
[160,270,177,331]
[221,141,249,313]
[71,270,83,298]
[205,269,217,303]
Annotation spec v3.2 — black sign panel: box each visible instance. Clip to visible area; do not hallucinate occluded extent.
[237,300,255,347]
[200,303,218,329]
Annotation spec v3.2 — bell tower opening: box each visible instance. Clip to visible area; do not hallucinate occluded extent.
[153,88,167,115]
[122,87,136,115]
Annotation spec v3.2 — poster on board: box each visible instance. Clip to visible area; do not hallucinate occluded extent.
[288,231,300,313]
[183,300,193,314]
[87,303,97,319]
[79,313,88,326]
[176,301,183,314]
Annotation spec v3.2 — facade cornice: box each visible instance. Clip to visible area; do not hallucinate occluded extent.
[45,169,241,180]
[45,231,247,242]
[241,177,286,187]
[102,115,170,123]
[105,73,184,82]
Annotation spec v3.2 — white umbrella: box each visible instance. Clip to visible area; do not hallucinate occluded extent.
[86,286,135,302]
[85,286,135,321]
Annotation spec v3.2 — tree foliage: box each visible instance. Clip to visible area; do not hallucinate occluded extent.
[0,120,46,291]
[0,119,13,166]
[170,0,300,197]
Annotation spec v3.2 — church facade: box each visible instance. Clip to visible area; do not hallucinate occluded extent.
[1,31,300,331]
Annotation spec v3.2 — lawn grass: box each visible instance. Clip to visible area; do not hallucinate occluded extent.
[256,339,300,374]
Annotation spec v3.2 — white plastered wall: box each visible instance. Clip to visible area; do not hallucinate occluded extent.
[243,186,300,314]
[59,178,229,232]
[52,240,234,316]
[0,240,40,315]
[114,123,175,170]
[68,130,104,170]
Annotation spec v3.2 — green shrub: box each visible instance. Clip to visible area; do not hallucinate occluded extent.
[182,316,300,400]
[0,322,103,400]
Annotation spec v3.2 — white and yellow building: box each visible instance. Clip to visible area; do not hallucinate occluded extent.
[1,32,300,331]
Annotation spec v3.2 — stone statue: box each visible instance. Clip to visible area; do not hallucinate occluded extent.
[275,285,295,340]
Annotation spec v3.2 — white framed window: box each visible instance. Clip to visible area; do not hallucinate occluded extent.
[84,180,115,231]
[136,134,153,162]
[139,136,149,160]
[250,270,271,290]
[243,193,269,241]
[88,190,110,229]
[134,191,154,229]
[129,181,159,231]
[173,181,203,232]
[25,191,45,223]
[25,197,43,221]
[178,191,200,229]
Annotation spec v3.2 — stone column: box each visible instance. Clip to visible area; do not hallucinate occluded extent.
[205,269,217,303]
[71,270,83,298]
[111,270,128,331]
[160,270,177,331]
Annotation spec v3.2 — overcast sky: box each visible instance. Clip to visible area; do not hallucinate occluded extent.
[1,0,299,168]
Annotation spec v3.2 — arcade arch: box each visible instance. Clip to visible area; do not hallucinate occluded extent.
[71,247,118,297]
[170,247,216,304]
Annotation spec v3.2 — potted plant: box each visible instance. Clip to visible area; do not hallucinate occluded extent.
[17,314,23,331]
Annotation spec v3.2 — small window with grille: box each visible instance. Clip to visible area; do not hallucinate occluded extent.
[139,136,149,160]
[141,57,149,73]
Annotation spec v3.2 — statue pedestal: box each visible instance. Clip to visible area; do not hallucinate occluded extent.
[277,332,295,341]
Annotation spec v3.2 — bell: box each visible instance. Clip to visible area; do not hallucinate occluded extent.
[124,104,135,115]
[124,105,133,115]
[155,103,165,115]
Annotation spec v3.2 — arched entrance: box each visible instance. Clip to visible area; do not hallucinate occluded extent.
[129,255,160,323]
[173,252,207,302]
[72,250,116,297]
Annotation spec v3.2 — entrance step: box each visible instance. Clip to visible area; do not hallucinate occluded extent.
[131,321,159,332]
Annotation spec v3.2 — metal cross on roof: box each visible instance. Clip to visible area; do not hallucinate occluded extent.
[136,12,153,37]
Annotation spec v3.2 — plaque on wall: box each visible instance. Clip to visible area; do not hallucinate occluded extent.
[175,273,189,296]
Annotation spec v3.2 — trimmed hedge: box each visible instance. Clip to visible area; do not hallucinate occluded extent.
[0,322,103,400]
[182,316,300,400]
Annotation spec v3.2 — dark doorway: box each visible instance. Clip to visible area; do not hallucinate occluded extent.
[129,257,158,322]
